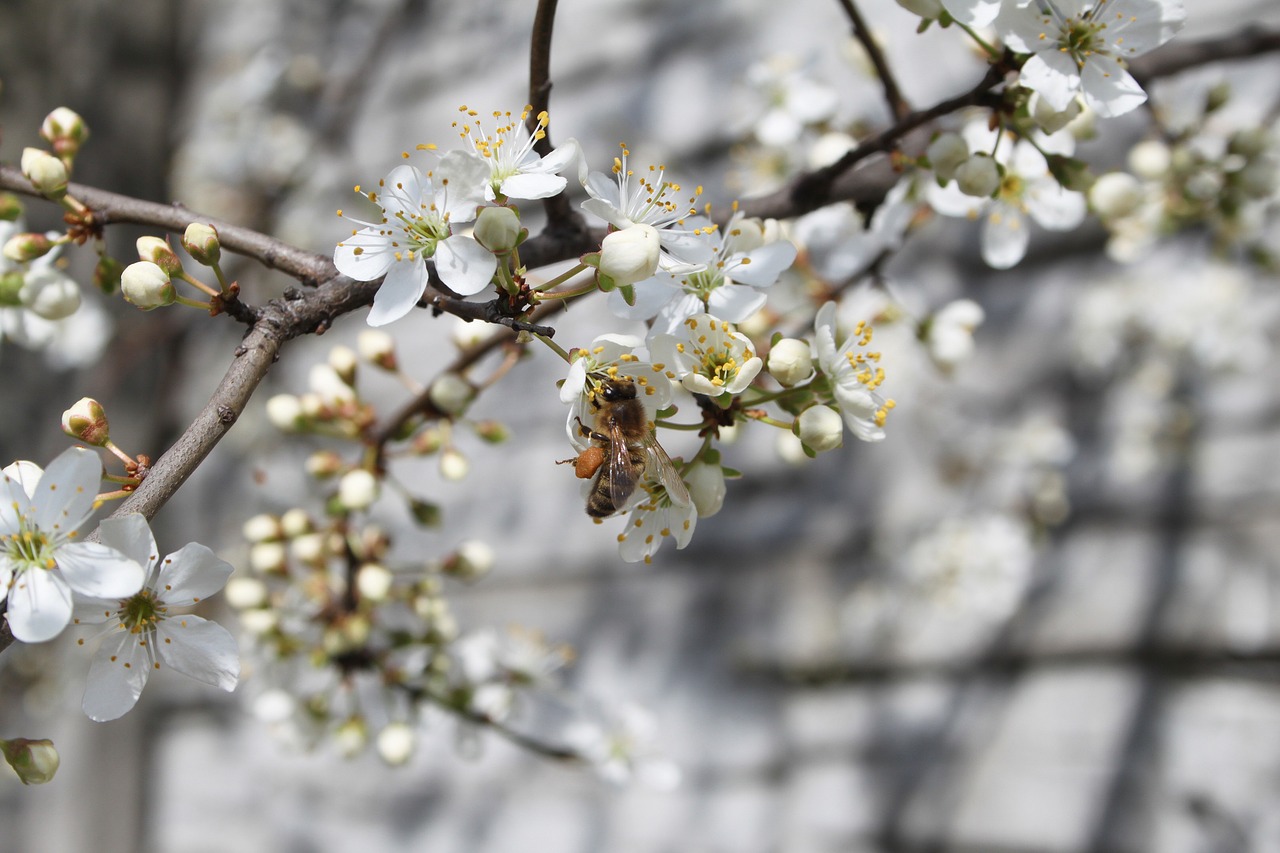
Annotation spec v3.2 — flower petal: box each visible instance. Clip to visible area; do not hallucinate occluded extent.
[1018,51,1080,113]
[157,613,240,691]
[98,514,158,572]
[367,257,428,327]
[435,236,497,297]
[707,285,766,325]
[726,241,797,287]
[334,226,398,283]
[55,541,146,598]
[499,172,567,200]
[82,627,151,721]
[607,272,680,321]
[982,201,1030,269]
[1080,62,1147,118]
[156,542,233,605]
[33,447,102,538]
[7,569,73,642]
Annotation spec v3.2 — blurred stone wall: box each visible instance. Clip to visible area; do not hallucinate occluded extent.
[4,0,1280,851]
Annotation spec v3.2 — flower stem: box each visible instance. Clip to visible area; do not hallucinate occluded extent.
[535,333,574,363]
[532,263,589,292]
[955,20,999,58]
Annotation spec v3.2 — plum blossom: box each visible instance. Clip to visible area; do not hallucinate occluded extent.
[561,334,674,451]
[650,314,763,398]
[0,449,145,643]
[76,513,239,722]
[617,482,698,564]
[1000,0,1186,118]
[334,151,496,326]
[928,122,1086,269]
[813,301,894,443]
[608,213,798,335]
[581,145,714,273]
[450,105,581,201]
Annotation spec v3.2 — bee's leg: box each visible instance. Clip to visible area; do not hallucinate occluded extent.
[574,416,610,444]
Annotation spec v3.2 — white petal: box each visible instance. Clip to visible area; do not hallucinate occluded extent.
[157,614,240,691]
[2,460,43,500]
[33,447,102,537]
[435,151,490,222]
[982,202,1030,269]
[1018,52,1081,113]
[156,543,233,605]
[98,514,158,572]
[942,0,1001,26]
[1080,62,1147,118]
[367,258,428,327]
[707,285,766,324]
[334,227,397,283]
[1027,180,1086,230]
[652,293,707,335]
[581,197,631,230]
[607,273,679,321]
[7,569,73,642]
[82,628,151,721]
[726,241,797,287]
[55,541,147,598]
[0,474,32,536]
[560,359,588,404]
[435,236,497,297]
[499,172,567,200]
[379,165,433,219]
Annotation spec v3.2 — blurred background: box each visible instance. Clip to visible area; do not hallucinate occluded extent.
[4,0,1280,850]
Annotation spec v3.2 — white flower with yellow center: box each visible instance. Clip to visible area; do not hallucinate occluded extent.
[334,151,496,326]
[75,513,239,722]
[0,449,145,643]
[560,334,674,450]
[1000,0,1186,118]
[451,105,581,201]
[581,145,714,273]
[813,301,895,443]
[650,314,763,398]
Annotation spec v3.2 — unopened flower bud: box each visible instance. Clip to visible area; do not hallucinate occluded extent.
[2,738,59,785]
[452,316,499,350]
[1089,172,1144,220]
[412,427,445,455]
[135,236,182,276]
[21,267,80,320]
[20,148,68,200]
[955,154,1000,198]
[290,532,327,564]
[797,405,844,453]
[684,460,726,518]
[237,608,278,635]
[61,397,109,446]
[181,223,221,266]
[767,338,814,387]
[356,563,394,602]
[472,420,510,444]
[242,514,282,543]
[925,299,985,370]
[443,539,494,580]
[265,394,304,431]
[376,723,416,766]
[94,254,124,294]
[224,576,269,609]
[2,231,53,263]
[428,373,475,416]
[305,450,345,479]
[926,132,969,182]
[309,363,356,403]
[0,272,23,307]
[328,346,358,386]
[1127,140,1170,181]
[41,107,89,159]
[121,261,176,310]
[357,329,397,370]
[439,448,469,481]
[337,468,379,510]
[473,206,522,253]
[280,508,313,538]
[598,224,660,288]
[249,541,288,574]
[334,716,369,758]
[0,193,23,221]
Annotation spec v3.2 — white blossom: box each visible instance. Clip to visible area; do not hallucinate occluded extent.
[813,301,894,443]
[650,314,763,398]
[451,105,581,202]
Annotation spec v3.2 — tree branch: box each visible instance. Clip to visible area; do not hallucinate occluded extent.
[836,0,911,121]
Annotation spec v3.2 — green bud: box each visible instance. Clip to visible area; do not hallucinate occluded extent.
[94,254,124,294]
[20,148,68,200]
[61,397,110,446]
[136,236,183,276]
[40,107,90,160]
[181,222,221,266]
[1,231,53,263]
[0,193,24,222]
[1,737,60,785]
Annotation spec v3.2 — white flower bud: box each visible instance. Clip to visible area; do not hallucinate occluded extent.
[926,132,969,182]
[305,450,344,479]
[21,267,80,320]
[797,405,844,453]
[684,461,726,518]
[20,148,67,199]
[1089,172,1144,220]
[334,716,368,758]
[356,563,394,602]
[452,316,499,350]
[473,206,522,253]
[249,541,288,574]
[439,448,469,481]
[279,508,312,538]
[954,154,1000,198]
[309,363,356,403]
[1127,140,1171,180]
[2,738,59,785]
[598,224,660,288]
[120,261,175,310]
[327,345,358,386]
[181,223,221,266]
[428,373,475,416]
[224,576,269,609]
[767,338,814,387]
[926,299,985,370]
[60,397,109,446]
[237,608,279,635]
[376,723,417,767]
[290,532,326,564]
[2,232,54,263]
[357,329,397,370]
[895,0,943,17]
[135,236,182,275]
[337,468,379,510]
[444,540,494,580]
[242,513,282,543]
[265,394,304,431]
[40,107,89,158]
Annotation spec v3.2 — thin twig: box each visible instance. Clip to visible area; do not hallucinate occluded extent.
[836,0,910,121]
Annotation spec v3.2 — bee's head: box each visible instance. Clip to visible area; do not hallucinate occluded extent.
[597,379,637,403]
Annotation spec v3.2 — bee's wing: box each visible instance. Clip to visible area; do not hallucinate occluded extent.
[607,421,639,511]
[640,432,692,508]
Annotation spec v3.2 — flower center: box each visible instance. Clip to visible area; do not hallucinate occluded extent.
[4,525,55,570]
[118,589,165,633]
[454,105,549,196]
[1058,15,1107,68]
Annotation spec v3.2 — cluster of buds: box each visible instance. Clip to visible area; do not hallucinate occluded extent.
[120,223,226,311]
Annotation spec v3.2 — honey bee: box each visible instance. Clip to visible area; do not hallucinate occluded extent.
[572,378,691,518]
